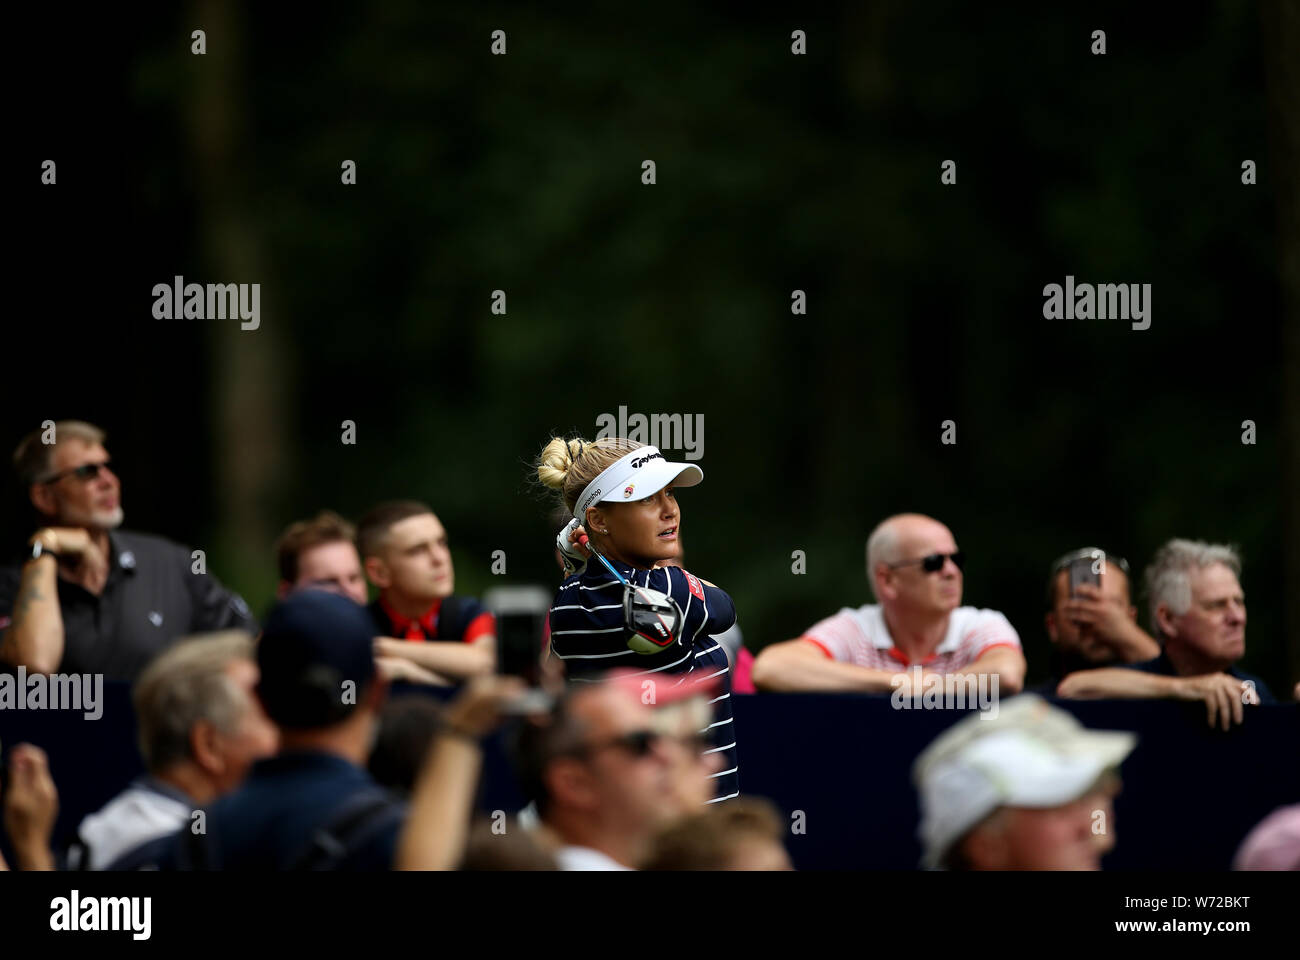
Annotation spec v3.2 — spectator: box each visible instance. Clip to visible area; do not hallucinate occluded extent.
[458,818,558,870]
[1035,548,1160,694]
[913,694,1135,870]
[69,631,277,869]
[0,420,255,679]
[1057,539,1275,727]
[367,695,446,796]
[1,743,59,870]
[752,513,1025,695]
[512,681,720,870]
[275,510,368,604]
[641,796,792,870]
[396,675,541,871]
[278,511,442,686]
[358,501,495,683]
[134,591,406,870]
[1232,803,1300,870]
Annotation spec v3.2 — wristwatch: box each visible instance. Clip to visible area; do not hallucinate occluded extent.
[28,532,58,564]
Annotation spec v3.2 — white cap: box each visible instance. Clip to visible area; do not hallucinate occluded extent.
[573,446,703,521]
[912,694,1136,869]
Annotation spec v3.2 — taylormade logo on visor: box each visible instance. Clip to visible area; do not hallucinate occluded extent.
[573,446,703,521]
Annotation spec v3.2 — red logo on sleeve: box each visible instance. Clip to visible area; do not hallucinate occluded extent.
[684,571,705,600]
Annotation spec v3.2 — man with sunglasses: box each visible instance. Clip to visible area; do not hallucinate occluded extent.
[0,420,254,680]
[515,679,720,870]
[753,513,1025,695]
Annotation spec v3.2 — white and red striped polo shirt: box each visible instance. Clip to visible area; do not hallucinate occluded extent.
[801,604,1020,670]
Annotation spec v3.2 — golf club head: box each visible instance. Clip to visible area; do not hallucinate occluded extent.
[623,583,684,655]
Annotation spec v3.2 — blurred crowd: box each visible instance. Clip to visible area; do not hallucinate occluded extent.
[0,421,1296,872]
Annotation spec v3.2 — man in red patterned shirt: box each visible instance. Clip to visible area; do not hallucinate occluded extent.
[752,513,1024,694]
[358,501,496,684]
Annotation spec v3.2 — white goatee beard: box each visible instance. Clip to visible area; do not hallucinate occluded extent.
[92,507,125,530]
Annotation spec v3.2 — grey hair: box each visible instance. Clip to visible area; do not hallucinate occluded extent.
[1144,539,1242,637]
[865,520,902,601]
[132,631,257,773]
[12,420,106,485]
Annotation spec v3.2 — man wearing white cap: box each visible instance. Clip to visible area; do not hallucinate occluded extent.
[535,435,740,804]
[913,694,1136,870]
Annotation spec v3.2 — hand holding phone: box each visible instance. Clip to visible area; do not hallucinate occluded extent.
[1068,554,1102,597]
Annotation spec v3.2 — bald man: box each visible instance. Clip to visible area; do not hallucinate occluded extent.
[753,514,1025,695]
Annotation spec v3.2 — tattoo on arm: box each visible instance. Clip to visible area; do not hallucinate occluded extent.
[11,581,44,632]
[2,580,45,659]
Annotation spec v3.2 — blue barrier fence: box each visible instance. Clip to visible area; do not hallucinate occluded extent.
[2,684,1296,869]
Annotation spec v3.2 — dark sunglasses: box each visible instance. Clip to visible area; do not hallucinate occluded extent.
[575,729,708,759]
[890,551,965,574]
[41,460,113,484]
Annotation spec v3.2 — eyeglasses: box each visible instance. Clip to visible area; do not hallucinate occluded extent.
[889,551,964,574]
[41,460,113,484]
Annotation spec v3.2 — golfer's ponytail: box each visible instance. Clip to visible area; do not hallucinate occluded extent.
[536,436,643,514]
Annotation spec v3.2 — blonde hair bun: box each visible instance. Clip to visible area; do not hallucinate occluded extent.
[537,436,589,490]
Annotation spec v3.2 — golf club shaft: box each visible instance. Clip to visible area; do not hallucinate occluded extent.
[577,533,628,586]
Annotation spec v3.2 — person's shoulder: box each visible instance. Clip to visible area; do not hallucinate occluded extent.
[954,606,1018,634]
[664,565,730,601]
[1231,666,1275,703]
[554,565,621,601]
[101,827,185,871]
[801,604,876,644]
[955,605,1013,622]
[554,844,633,871]
[831,603,879,628]
[445,592,486,614]
[318,780,406,871]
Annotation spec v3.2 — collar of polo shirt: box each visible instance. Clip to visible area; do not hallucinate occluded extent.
[572,445,704,522]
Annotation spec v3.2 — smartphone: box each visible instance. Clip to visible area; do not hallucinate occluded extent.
[484,585,552,686]
[1068,555,1102,597]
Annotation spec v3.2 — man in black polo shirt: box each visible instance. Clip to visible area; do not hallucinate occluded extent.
[1058,539,1275,727]
[357,501,495,684]
[0,421,254,681]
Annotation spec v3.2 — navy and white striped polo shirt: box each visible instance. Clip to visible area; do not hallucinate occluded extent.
[549,560,740,804]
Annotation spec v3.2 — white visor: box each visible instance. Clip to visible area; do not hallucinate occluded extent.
[573,446,703,521]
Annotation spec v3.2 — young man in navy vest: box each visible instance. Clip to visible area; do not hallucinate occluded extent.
[358,501,495,684]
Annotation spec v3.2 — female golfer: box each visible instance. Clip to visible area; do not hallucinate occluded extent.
[536,435,740,803]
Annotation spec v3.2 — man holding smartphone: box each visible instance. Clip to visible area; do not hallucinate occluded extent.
[1057,539,1276,728]
[1035,547,1160,694]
